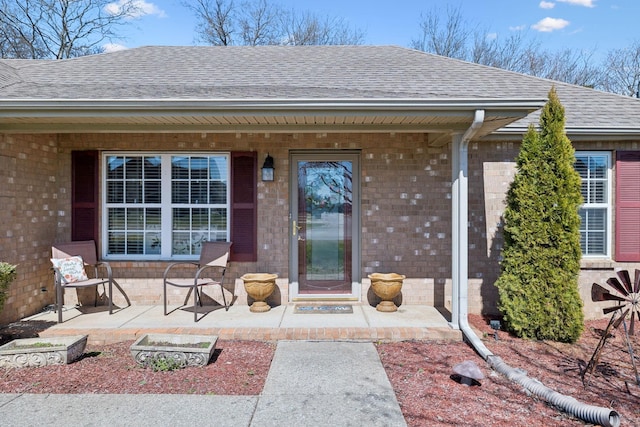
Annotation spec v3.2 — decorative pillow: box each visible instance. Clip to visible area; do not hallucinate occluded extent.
[51,256,88,283]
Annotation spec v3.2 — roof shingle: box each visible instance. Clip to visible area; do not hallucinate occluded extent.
[1,45,639,133]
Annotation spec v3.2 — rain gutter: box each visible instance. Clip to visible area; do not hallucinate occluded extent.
[0,98,546,119]
[490,126,640,141]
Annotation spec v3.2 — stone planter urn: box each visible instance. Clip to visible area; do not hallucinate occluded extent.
[0,335,87,368]
[368,273,406,312]
[130,333,218,368]
[241,273,278,312]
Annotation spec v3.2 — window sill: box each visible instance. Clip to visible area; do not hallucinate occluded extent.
[580,258,616,270]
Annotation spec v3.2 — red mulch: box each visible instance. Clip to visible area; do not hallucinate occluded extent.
[377,315,639,426]
[0,340,275,395]
[0,315,638,426]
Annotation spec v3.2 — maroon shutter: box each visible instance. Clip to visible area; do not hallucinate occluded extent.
[230,152,257,262]
[615,151,640,262]
[71,150,99,242]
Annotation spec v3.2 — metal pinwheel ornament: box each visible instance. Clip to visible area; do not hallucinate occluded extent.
[583,269,639,385]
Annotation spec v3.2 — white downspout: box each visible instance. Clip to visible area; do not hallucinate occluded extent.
[450,110,620,427]
[450,109,486,351]
[451,109,493,357]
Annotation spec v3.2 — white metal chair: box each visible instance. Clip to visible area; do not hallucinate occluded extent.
[163,241,232,322]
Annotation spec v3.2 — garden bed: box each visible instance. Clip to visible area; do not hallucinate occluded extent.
[0,318,637,426]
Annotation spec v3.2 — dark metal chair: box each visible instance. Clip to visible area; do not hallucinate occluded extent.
[163,241,232,322]
[51,240,122,323]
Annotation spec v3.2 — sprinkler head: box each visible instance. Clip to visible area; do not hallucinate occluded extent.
[490,320,501,340]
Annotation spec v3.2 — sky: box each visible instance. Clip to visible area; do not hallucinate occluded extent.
[109,0,640,60]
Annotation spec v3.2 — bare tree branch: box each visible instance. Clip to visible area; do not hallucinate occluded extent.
[0,0,141,59]
[187,0,365,46]
[411,5,472,59]
[601,41,640,96]
[412,4,605,91]
[280,11,364,46]
[238,0,281,45]
[184,0,235,46]
[539,49,603,88]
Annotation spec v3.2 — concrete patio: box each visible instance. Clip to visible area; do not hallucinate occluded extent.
[25,303,461,345]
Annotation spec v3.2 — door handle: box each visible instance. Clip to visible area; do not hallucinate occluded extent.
[293,220,304,240]
[292,220,301,236]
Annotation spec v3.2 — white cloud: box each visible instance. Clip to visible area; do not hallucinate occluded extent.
[557,0,596,7]
[132,1,166,17]
[105,1,166,18]
[486,32,498,41]
[509,25,527,31]
[532,17,570,32]
[103,43,128,53]
[540,1,555,9]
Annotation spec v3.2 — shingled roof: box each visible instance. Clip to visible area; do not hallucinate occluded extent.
[0,45,638,138]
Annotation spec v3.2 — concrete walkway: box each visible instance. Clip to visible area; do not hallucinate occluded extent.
[0,303,459,426]
[253,341,406,426]
[0,341,407,427]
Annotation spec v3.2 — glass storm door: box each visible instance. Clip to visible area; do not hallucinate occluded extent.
[290,152,360,298]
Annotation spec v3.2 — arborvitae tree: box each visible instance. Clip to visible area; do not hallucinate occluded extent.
[495,87,584,343]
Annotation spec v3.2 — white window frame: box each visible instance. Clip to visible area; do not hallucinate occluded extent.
[102,152,230,260]
[575,151,612,258]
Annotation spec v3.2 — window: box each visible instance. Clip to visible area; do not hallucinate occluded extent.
[575,152,611,257]
[104,153,229,259]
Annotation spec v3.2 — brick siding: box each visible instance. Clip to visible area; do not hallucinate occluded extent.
[1,132,638,324]
[0,134,61,324]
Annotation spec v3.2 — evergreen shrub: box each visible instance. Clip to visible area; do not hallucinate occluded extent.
[0,262,17,313]
[495,88,584,343]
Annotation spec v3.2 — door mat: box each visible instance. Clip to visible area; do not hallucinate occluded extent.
[294,305,353,314]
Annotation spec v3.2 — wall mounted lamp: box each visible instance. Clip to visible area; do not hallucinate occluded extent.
[261,153,274,181]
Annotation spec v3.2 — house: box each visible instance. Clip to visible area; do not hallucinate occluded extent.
[0,45,638,326]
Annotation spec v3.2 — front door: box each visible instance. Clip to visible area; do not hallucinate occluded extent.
[289,152,360,300]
